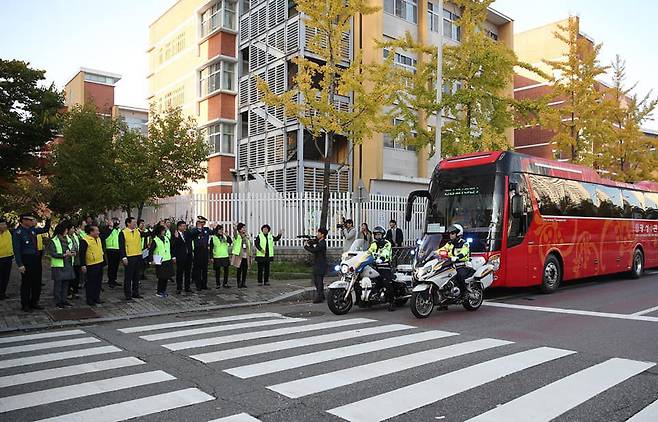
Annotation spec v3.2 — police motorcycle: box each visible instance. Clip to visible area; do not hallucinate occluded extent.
[409,233,499,319]
[327,239,413,315]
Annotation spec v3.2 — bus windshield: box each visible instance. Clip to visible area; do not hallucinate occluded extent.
[426,164,504,254]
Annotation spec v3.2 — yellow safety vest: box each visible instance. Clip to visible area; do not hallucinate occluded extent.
[231,234,251,256]
[0,231,13,258]
[50,236,72,268]
[122,228,142,257]
[256,232,274,258]
[211,235,230,258]
[153,236,171,262]
[106,228,120,250]
[84,235,104,266]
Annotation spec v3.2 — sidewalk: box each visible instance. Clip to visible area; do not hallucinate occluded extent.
[0,262,321,333]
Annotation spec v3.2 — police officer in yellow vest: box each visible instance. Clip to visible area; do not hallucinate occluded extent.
[210,225,232,288]
[119,217,144,300]
[79,224,105,306]
[47,222,75,309]
[102,217,122,288]
[149,223,174,298]
[435,224,472,299]
[0,218,13,300]
[255,224,283,286]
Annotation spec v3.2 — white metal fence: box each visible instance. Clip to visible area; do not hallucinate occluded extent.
[119,192,428,249]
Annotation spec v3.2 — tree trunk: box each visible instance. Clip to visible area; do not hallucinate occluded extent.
[123,206,132,219]
[137,202,144,221]
[319,131,333,230]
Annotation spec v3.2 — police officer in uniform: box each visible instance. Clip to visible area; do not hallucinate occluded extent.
[190,216,211,290]
[435,224,472,299]
[12,212,51,312]
[368,225,396,311]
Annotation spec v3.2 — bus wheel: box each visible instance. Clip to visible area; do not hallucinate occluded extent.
[629,249,644,279]
[540,255,562,294]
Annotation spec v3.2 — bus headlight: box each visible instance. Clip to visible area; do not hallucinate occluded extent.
[488,255,501,272]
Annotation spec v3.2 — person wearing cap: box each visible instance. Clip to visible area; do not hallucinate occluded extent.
[101,217,122,288]
[12,211,51,312]
[0,218,13,300]
[190,216,211,291]
[304,227,328,303]
[119,217,144,300]
[255,224,283,286]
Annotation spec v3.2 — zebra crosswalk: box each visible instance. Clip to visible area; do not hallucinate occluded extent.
[0,328,214,421]
[124,311,658,422]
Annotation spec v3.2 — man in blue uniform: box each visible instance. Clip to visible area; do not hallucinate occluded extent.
[12,212,51,312]
[190,216,211,290]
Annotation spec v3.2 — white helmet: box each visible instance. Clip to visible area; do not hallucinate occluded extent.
[446,224,464,237]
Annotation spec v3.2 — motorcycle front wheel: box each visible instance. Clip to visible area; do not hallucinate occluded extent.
[410,290,434,318]
[328,289,354,315]
[463,283,484,311]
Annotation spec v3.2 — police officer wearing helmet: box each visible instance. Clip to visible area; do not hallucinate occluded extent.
[368,225,396,311]
[436,224,472,298]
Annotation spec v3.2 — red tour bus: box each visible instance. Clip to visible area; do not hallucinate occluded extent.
[405,150,658,292]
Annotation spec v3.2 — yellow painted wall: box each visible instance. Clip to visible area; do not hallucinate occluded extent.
[64,72,85,109]
[514,17,575,82]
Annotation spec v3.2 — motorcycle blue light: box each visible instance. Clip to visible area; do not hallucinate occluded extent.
[410,250,415,256]
[334,265,340,271]
[416,239,422,245]
[466,237,473,243]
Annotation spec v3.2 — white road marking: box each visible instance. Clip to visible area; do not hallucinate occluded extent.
[34,388,214,422]
[0,357,145,388]
[467,358,655,422]
[0,346,121,369]
[192,324,421,363]
[327,347,576,422]
[0,329,86,344]
[632,305,658,316]
[163,318,375,351]
[226,330,456,379]
[140,318,305,341]
[484,301,658,323]
[627,397,658,422]
[268,338,512,399]
[118,312,284,333]
[0,370,175,412]
[209,413,263,421]
[0,337,100,355]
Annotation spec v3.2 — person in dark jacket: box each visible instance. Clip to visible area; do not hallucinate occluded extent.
[171,220,193,294]
[304,227,328,303]
[12,212,51,312]
[190,216,211,291]
[101,217,122,288]
[254,224,283,286]
[385,219,404,247]
[209,225,232,288]
[47,222,75,309]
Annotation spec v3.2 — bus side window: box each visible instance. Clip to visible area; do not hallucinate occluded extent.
[508,174,532,247]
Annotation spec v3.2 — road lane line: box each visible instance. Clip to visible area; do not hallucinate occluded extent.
[484,301,658,323]
[268,338,512,399]
[0,329,86,344]
[467,358,655,422]
[0,370,175,412]
[118,312,284,333]
[34,388,214,422]
[0,337,100,356]
[163,318,375,351]
[0,357,145,388]
[0,345,121,369]
[209,413,262,421]
[327,347,576,422]
[226,330,456,379]
[140,318,305,341]
[627,397,658,422]
[632,305,658,316]
[192,324,422,363]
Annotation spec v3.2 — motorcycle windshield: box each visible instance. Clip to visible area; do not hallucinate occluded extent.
[415,234,444,265]
[348,239,370,252]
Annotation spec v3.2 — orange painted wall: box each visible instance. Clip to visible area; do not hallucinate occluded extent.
[207,154,233,184]
[208,32,236,58]
[207,93,236,120]
[83,82,114,114]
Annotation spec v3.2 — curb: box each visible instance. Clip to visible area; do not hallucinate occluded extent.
[0,286,318,334]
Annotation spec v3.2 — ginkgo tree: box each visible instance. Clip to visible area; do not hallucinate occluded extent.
[258,0,398,229]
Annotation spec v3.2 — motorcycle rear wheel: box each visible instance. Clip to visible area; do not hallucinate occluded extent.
[411,290,434,318]
[328,289,353,315]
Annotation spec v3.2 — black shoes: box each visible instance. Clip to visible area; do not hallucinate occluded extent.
[313,296,325,304]
[132,294,143,299]
[31,304,44,310]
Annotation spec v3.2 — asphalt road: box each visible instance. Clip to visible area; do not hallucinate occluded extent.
[1,271,658,421]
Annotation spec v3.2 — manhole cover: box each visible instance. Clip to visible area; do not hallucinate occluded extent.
[283,311,325,318]
[47,307,100,321]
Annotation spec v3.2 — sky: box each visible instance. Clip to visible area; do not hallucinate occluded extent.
[1,0,656,130]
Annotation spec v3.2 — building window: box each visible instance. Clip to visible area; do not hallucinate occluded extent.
[383,119,415,150]
[84,73,119,85]
[201,0,237,36]
[200,61,236,96]
[428,2,440,33]
[384,0,417,24]
[383,48,417,72]
[443,9,461,41]
[205,123,235,155]
[163,86,185,109]
[158,32,187,65]
[485,29,499,41]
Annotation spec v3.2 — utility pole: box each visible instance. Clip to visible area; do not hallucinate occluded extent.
[435,0,444,161]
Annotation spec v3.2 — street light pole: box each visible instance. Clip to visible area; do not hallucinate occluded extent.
[435,0,444,161]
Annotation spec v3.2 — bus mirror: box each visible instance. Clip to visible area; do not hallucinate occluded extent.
[406,190,431,222]
[511,194,524,217]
